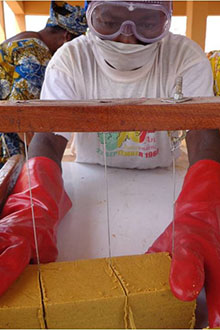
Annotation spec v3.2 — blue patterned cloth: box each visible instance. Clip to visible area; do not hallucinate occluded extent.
[0,38,51,167]
[46,1,88,36]
[0,133,23,168]
[0,1,88,167]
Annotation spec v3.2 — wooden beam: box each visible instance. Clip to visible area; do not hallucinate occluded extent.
[23,1,50,16]
[6,0,24,14]
[173,1,187,16]
[186,1,208,50]
[22,1,189,17]
[173,0,220,16]
[0,1,6,43]
[207,1,220,15]
[13,1,220,18]
[23,1,84,15]
[1,98,220,132]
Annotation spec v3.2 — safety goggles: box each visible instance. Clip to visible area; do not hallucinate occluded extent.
[86,1,172,43]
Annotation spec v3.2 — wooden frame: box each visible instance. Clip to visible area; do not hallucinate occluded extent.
[1,97,220,132]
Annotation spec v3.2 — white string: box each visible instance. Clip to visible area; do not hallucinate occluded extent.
[171,150,176,255]
[103,133,112,259]
[168,131,179,256]
[23,133,41,266]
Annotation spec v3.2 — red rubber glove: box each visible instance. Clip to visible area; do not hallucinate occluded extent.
[0,157,72,296]
[148,159,220,328]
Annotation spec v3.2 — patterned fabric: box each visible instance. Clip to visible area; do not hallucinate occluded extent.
[207,50,220,96]
[46,1,88,36]
[0,38,51,167]
[0,133,23,169]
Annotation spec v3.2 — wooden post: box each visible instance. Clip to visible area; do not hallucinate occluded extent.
[0,1,6,43]
[14,13,26,33]
[186,1,208,50]
[6,0,25,33]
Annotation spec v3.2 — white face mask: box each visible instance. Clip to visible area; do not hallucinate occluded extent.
[87,30,159,71]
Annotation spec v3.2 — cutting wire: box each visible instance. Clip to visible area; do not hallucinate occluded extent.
[24,130,112,262]
[103,132,112,259]
[103,129,185,258]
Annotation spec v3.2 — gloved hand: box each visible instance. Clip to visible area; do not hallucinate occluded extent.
[0,157,72,296]
[148,159,220,328]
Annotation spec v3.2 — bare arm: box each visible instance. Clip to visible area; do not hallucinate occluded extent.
[186,129,220,166]
[28,133,67,170]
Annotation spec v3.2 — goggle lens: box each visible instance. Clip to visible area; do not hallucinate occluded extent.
[87,2,171,43]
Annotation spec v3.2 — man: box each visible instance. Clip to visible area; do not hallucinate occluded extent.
[0,0,87,168]
[1,1,220,327]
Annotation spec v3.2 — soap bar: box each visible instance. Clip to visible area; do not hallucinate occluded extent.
[0,253,196,329]
[0,265,44,329]
[111,253,196,329]
[41,257,126,329]
[41,253,196,329]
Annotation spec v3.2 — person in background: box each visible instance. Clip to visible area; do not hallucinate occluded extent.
[207,50,220,96]
[0,0,87,168]
[1,1,220,328]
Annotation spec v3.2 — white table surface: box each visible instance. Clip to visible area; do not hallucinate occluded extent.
[57,150,188,261]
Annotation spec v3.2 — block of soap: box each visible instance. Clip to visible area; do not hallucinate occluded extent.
[0,253,196,329]
[0,265,44,329]
[111,253,196,329]
[40,258,126,329]
[41,253,196,329]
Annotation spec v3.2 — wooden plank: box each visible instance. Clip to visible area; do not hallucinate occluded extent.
[23,1,84,15]
[0,1,6,43]
[6,1,24,15]
[21,1,220,17]
[22,1,187,16]
[0,97,220,132]
[173,1,220,16]
[23,0,187,16]
[0,154,24,212]
[23,1,50,15]
[207,1,220,15]
[173,1,187,16]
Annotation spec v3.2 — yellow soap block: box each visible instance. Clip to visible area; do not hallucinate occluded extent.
[40,258,126,329]
[111,253,196,329]
[0,253,196,329]
[41,253,196,329]
[0,265,44,329]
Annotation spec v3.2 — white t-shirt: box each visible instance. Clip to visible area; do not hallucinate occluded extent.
[41,31,213,169]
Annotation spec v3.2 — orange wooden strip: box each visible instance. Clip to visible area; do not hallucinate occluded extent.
[0,154,24,212]
[1,97,220,132]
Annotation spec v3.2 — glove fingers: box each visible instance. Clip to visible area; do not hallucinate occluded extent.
[170,246,205,301]
[0,233,31,296]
